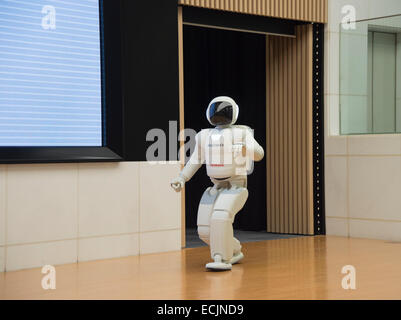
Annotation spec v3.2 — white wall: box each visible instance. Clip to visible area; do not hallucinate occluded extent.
[0,162,181,271]
[325,0,401,240]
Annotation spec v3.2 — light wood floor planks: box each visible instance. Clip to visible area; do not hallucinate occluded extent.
[1,236,401,300]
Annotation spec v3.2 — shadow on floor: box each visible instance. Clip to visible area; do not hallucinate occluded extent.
[185,228,302,248]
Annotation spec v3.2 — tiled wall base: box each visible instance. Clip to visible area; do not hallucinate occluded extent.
[0,162,182,272]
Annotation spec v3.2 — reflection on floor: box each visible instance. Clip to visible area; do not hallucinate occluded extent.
[2,236,401,299]
[186,228,301,248]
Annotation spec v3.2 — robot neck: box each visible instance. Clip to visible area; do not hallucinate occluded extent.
[216,124,232,130]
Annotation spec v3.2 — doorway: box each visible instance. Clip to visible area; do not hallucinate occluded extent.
[177,7,325,248]
[182,25,301,247]
[183,25,267,231]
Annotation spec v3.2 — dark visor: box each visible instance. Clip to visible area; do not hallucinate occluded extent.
[209,102,233,126]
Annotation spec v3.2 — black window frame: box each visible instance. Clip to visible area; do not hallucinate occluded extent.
[0,0,124,164]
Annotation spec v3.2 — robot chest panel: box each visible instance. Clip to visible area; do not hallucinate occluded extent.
[205,131,233,166]
[201,127,249,178]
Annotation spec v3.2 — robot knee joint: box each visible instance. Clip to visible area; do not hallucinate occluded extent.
[198,226,210,243]
[211,210,232,222]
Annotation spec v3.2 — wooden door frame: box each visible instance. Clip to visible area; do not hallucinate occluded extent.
[178,6,186,247]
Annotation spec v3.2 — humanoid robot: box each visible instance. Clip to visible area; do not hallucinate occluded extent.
[171,96,264,271]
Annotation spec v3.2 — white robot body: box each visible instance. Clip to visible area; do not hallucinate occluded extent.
[202,127,251,179]
[171,96,264,271]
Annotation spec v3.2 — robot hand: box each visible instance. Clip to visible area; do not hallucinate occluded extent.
[170,176,185,192]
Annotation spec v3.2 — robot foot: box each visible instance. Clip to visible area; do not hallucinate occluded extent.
[205,254,232,271]
[230,252,244,265]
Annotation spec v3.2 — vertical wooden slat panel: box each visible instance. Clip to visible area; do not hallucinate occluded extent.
[296,27,302,233]
[277,37,281,233]
[268,36,274,232]
[301,25,307,234]
[303,25,308,234]
[285,0,289,18]
[283,37,289,234]
[276,0,280,17]
[290,29,296,234]
[269,36,275,233]
[298,0,303,21]
[289,0,293,20]
[290,35,296,234]
[307,24,314,233]
[274,36,279,232]
[266,36,271,232]
[286,0,290,19]
[178,0,327,22]
[287,36,292,234]
[292,27,298,233]
[270,36,276,232]
[297,28,303,233]
[271,0,275,17]
[287,36,293,234]
[299,26,304,233]
[301,0,305,21]
[266,25,314,235]
[280,37,285,233]
[267,36,273,232]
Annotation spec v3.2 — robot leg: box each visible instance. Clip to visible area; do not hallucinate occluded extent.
[231,237,244,265]
[206,187,248,271]
[197,186,221,246]
[233,237,241,254]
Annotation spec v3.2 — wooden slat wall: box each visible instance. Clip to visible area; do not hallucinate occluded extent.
[266,25,314,235]
[178,0,328,23]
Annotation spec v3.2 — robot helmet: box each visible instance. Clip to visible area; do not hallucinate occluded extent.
[206,96,239,126]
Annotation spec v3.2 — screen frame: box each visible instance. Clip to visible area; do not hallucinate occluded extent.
[0,0,124,164]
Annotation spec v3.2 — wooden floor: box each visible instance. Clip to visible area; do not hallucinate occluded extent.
[1,236,401,300]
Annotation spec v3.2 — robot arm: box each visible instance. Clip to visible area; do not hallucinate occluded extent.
[171,132,204,192]
[245,130,264,162]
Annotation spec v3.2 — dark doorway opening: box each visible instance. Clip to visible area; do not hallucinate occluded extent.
[183,25,268,236]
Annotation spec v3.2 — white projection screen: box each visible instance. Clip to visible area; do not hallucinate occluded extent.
[0,0,103,146]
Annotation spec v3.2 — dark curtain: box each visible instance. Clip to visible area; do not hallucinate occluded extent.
[183,25,267,231]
